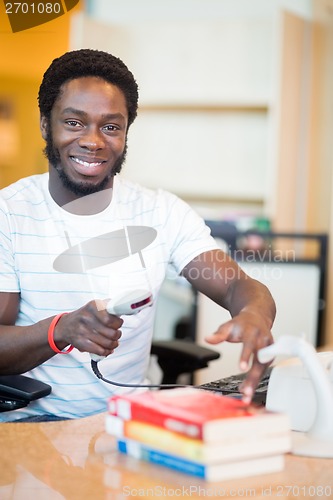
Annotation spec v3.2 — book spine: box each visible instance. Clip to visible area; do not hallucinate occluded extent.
[117,438,206,479]
[117,438,285,482]
[108,397,204,439]
[108,393,291,443]
[106,414,291,463]
[106,414,203,456]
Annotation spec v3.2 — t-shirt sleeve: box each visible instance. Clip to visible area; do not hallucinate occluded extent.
[159,190,221,275]
[0,197,20,292]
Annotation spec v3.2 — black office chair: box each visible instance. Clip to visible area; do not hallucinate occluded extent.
[151,339,220,385]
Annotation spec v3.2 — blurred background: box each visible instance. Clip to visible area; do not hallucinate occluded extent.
[0,0,332,377]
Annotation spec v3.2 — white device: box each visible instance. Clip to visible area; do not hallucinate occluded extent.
[258,336,333,458]
[265,352,333,432]
[90,289,153,362]
[106,289,153,315]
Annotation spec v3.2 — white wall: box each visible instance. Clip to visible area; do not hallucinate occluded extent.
[72,0,313,211]
[87,0,312,23]
[71,11,274,206]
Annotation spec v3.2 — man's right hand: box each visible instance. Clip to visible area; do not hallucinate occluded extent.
[52,300,123,358]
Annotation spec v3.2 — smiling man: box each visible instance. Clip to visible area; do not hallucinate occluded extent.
[0,49,275,422]
[43,78,128,200]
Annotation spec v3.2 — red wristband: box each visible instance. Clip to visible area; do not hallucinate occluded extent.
[48,313,74,354]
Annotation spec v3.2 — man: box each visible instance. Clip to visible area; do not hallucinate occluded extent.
[0,49,275,421]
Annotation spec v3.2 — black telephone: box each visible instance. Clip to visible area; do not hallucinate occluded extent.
[0,375,51,412]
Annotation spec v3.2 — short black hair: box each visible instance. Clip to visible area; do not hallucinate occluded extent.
[38,48,139,128]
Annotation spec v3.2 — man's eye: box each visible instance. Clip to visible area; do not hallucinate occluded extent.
[66,120,80,127]
[103,125,118,132]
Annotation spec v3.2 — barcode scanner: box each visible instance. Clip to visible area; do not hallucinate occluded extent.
[90,289,208,390]
[90,289,153,363]
[105,289,153,316]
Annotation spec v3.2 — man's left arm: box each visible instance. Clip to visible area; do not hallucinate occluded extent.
[182,249,276,402]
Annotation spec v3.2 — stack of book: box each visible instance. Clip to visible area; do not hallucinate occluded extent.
[106,387,291,482]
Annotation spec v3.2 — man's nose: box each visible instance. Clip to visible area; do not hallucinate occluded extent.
[78,127,105,150]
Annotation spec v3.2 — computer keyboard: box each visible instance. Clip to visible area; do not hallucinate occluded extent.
[200,366,273,405]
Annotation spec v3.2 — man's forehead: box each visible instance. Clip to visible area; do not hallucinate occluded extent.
[59,76,122,94]
[55,77,128,112]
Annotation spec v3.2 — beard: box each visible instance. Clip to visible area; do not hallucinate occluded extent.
[43,126,127,197]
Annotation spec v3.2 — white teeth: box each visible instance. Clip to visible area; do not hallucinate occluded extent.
[72,157,102,168]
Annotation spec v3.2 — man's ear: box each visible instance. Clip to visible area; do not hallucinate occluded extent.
[40,115,48,140]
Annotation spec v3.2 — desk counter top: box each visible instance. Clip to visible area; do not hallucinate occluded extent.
[1,413,332,500]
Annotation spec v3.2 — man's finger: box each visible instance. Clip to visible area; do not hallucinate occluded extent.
[205,320,242,344]
[239,361,269,403]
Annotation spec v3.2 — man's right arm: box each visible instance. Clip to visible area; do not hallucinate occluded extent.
[0,292,123,375]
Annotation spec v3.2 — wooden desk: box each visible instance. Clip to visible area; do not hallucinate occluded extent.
[1,413,332,500]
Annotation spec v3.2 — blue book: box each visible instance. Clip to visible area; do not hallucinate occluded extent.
[117,438,284,482]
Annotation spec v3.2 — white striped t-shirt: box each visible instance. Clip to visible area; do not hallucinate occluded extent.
[0,173,219,421]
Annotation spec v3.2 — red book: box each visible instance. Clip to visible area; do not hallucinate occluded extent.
[108,388,290,442]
